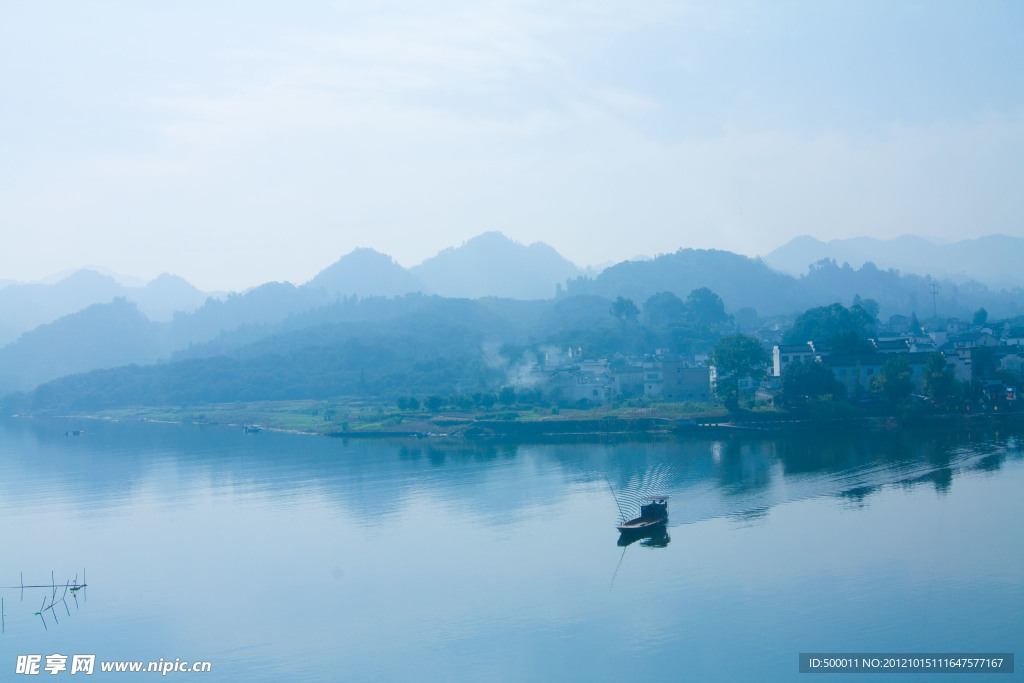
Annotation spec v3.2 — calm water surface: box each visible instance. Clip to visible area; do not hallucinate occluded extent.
[1,418,1021,681]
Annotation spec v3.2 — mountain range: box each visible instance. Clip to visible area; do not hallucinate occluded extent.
[304,232,582,300]
[9,231,1022,349]
[764,234,1024,289]
[0,232,581,347]
[0,270,208,348]
[3,231,1024,403]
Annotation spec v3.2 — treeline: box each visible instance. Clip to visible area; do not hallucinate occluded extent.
[394,386,550,413]
[565,249,1024,319]
[4,287,736,412]
[15,334,501,412]
[6,244,1024,415]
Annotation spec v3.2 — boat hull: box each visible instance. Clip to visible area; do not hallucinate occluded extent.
[616,517,667,533]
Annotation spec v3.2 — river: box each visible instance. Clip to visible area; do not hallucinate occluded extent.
[1,418,1021,680]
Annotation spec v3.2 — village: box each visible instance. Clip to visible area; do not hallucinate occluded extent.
[525,313,1023,409]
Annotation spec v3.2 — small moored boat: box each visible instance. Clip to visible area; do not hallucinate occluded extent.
[616,496,668,533]
[617,525,670,548]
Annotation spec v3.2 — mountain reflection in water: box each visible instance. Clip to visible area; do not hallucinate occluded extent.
[0,418,1020,682]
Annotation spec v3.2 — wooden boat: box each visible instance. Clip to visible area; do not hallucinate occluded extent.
[617,525,670,548]
[616,496,668,533]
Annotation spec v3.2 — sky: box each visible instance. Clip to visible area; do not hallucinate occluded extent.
[1,1,1022,292]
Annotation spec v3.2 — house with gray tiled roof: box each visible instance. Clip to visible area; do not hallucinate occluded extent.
[772,343,816,377]
[822,352,932,397]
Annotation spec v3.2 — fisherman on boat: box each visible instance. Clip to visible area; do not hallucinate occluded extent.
[616,496,668,533]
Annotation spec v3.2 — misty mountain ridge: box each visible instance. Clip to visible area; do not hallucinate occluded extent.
[301,232,583,300]
[0,230,588,394]
[0,269,208,348]
[567,246,1024,321]
[39,265,149,288]
[5,230,1024,402]
[305,248,425,298]
[765,234,1024,288]
[409,231,583,299]
[565,249,803,316]
[0,297,171,393]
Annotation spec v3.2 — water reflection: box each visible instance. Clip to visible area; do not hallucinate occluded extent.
[1,418,1022,681]
[1,418,1021,528]
[617,526,670,548]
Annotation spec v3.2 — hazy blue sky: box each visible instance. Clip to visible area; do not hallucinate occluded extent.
[2,1,1022,291]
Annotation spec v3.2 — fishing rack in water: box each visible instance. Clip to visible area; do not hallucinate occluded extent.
[1,569,87,633]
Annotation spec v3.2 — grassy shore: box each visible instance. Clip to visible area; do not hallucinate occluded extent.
[65,398,1022,439]
[77,399,731,437]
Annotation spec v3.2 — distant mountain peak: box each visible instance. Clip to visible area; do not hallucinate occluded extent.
[305,248,424,298]
[441,231,567,255]
[347,246,393,257]
[411,231,582,300]
[785,235,825,247]
[132,272,207,321]
[43,266,147,288]
[59,269,120,286]
[465,230,512,245]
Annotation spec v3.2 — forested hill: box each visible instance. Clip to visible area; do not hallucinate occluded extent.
[0,298,171,396]
[766,234,1024,289]
[0,269,207,347]
[564,250,803,315]
[5,294,611,412]
[564,249,1024,319]
[4,245,1024,412]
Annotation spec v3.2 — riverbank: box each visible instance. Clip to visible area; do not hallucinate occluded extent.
[36,399,1024,441]
[52,400,716,438]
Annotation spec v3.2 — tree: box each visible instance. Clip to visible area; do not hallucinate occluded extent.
[398,395,420,411]
[922,351,959,408]
[852,294,880,321]
[909,312,923,336]
[870,355,914,404]
[642,291,687,327]
[829,330,875,355]
[498,385,516,406]
[783,303,876,346]
[686,287,730,326]
[709,334,769,410]
[778,359,845,407]
[426,394,445,412]
[973,308,988,326]
[610,296,639,326]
